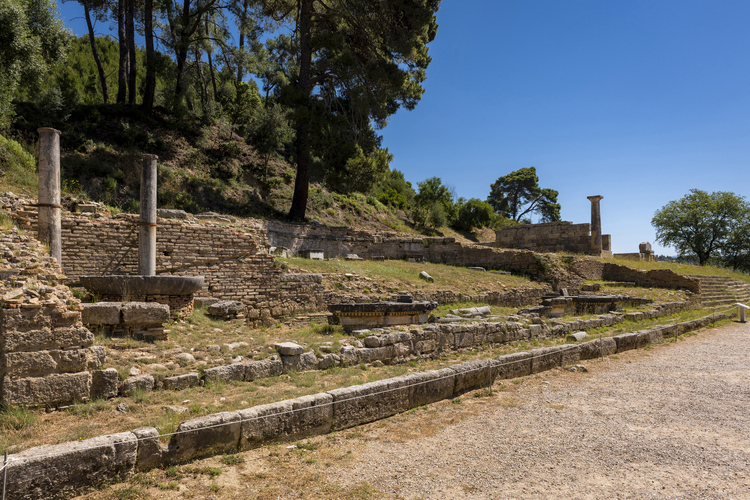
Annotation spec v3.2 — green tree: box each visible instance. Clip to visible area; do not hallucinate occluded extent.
[651,189,749,266]
[372,169,416,210]
[454,197,495,232]
[246,101,292,194]
[260,0,441,220]
[0,0,70,128]
[488,167,561,223]
[413,176,454,229]
[719,209,750,273]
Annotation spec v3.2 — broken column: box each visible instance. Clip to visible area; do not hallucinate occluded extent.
[37,128,62,265]
[139,154,158,276]
[587,195,603,253]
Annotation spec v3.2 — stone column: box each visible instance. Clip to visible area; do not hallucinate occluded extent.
[37,128,62,266]
[139,154,158,276]
[587,195,604,252]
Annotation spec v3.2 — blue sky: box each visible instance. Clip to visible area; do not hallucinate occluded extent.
[56,0,750,254]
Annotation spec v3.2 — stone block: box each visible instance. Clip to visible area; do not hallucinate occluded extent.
[167,411,241,463]
[561,345,580,366]
[494,352,532,380]
[244,358,283,381]
[530,346,565,374]
[328,377,410,431]
[404,368,455,407]
[363,336,382,348]
[451,359,494,394]
[356,346,394,364]
[163,373,201,391]
[274,342,304,356]
[0,326,94,353]
[281,351,318,372]
[121,302,170,325]
[239,393,333,449]
[6,431,137,499]
[132,427,165,471]
[1,372,92,406]
[207,300,245,318]
[120,374,155,397]
[203,363,246,384]
[91,368,119,399]
[566,331,588,342]
[579,337,617,359]
[1,347,102,378]
[613,332,639,353]
[81,302,122,325]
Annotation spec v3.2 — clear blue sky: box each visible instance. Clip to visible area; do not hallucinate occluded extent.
[56,0,750,255]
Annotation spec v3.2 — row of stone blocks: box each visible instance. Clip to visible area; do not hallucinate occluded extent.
[116,300,694,398]
[3,311,733,499]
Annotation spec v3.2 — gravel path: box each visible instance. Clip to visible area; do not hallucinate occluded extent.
[329,321,750,499]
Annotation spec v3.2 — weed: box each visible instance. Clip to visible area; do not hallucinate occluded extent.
[221,454,244,465]
[451,398,462,405]
[209,483,221,492]
[113,486,144,499]
[165,466,181,479]
[0,405,37,431]
[203,466,222,478]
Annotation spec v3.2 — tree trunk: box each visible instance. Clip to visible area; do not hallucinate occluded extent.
[236,0,248,85]
[195,48,209,113]
[288,0,313,221]
[83,2,109,103]
[205,16,218,100]
[143,0,156,109]
[172,0,192,110]
[126,0,137,104]
[116,0,128,103]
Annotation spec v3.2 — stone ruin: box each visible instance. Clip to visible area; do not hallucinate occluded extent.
[613,241,658,262]
[328,294,438,332]
[493,195,612,256]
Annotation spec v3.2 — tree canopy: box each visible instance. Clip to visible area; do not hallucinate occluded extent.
[651,189,750,266]
[487,167,561,223]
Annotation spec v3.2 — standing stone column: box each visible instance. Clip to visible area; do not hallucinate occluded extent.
[37,128,62,266]
[139,154,158,276]
[587,195,604,253]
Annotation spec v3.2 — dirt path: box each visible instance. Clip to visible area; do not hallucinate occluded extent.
[77,321,750,500]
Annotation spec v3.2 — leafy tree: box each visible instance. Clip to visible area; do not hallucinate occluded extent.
[259,0,441,220]
[372,169,416,210]
[488,167,561,223]
[0,0,70,128]
[246,101,291,192]
[413,176,454,229]
[719,209,750,273]
[651,189,749,266]
[454,197,495,232]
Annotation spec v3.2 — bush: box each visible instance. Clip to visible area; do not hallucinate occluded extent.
[454,198,495,231]
[0,134,36,192]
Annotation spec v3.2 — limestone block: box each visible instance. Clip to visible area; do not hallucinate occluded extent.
[494,352,532,380]
[415,340,436,354]
[91,368,119,399]
[274,342,304,356]
[121,302,170,325]
[81,302,122,325]
[641,328,663,345]
[167,411,241,463]
[453,330,474,348]
[1,347,103,378]
[244,358,283,381]
[561,345,581,366]
[207,300,245,318]
[6,431,137,499]
[579,337,617,359]
[0,326,94,353]
[1,372,92,406]
[451,359,494,394]
[530,346,564,374]
[328,377,410,431]
[239,393,333,449]
[404,368,455,407]
[203,363,245,384]
[363,336,382,348]
[356,345,394,364]
[0,307,52,332]
[613,332,639,353]
[281,351,318,372]
[339,346,358,367]
[163,373,201,391]
[120,374,155,397]
[567,331,588,342]
[318,354,336,370]
[133,427,166,471]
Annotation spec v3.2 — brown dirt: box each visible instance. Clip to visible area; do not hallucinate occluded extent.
[75,320,750,499]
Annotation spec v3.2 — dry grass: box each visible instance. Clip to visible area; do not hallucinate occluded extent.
[597,256,750,283]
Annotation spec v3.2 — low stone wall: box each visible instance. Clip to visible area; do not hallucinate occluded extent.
[3,310,734,500]
[567,259,700,294]
[494,222,595,254]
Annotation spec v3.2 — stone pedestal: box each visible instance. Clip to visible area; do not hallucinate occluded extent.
[587,195,604,252]
[139,155,158,276]
[37,128,62,266]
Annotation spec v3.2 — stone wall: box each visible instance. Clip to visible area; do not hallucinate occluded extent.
[3,310,734,500]
[566,258,700,294]
[0,229,117,406]
[14,210,327,322]
[493,222,594,254]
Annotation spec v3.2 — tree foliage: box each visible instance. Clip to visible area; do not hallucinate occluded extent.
[651,189,750,266]
[0,0,70,128]
[454,197,495,232]
[488,167,561,223]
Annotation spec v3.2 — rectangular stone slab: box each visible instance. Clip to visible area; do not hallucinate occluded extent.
[239,393,333,449]
[494,352,532,380]
[166,411,242,463]
[6,431,137,499]
[404,369,455,407]
[0,326,94,352]
[1,371,91,406]
[328,378,410,431]
[451,359,494,394]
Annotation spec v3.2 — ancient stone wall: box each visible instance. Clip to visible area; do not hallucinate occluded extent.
[14,211,327,321]
[0,229,117,406]
[565,258,700,293]
[494,222,594,254]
